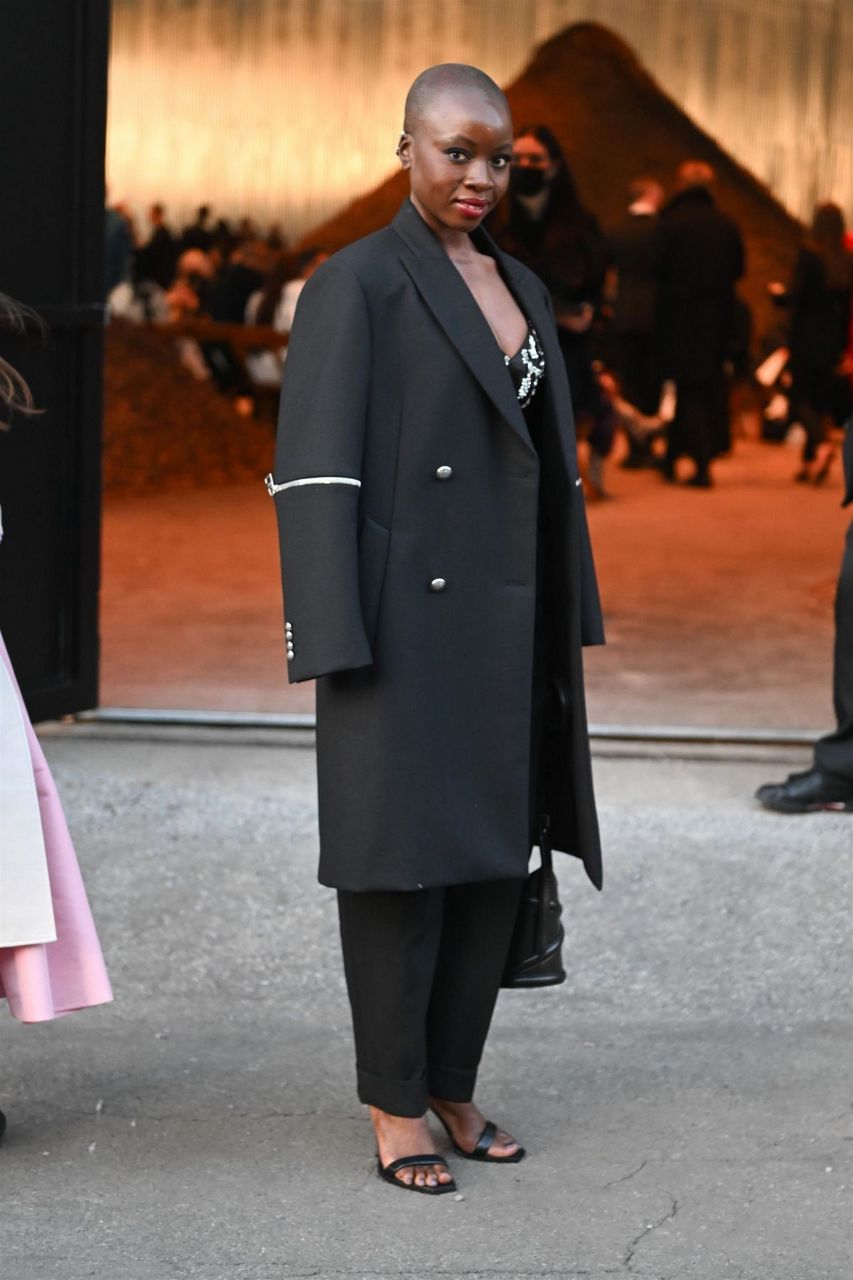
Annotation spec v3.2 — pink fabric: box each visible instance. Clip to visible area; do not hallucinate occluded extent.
[0,633,112,1022]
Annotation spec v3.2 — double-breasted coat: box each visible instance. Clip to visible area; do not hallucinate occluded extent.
[269,200,605,893]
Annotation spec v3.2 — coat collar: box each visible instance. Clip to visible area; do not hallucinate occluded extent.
[391,200,548,452]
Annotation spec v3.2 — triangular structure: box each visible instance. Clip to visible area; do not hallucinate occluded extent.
[301,22,801,336]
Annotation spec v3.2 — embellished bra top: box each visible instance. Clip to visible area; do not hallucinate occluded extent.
[505,326,546,410]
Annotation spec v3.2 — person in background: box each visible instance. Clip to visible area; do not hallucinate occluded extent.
[246,247,328,332]
[605,177,664,467]
[165,248,215,321]
[769,203,853,484]
[756,416,853,812]
[179,204,214,254]
[487,125,615,498]
[265,222,287,252]
[655,161,744,488]
[104,198,133,301]
[0,294,113,1142]
[135,202,178,291]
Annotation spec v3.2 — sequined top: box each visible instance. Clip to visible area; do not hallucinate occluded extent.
[505,327,546,410]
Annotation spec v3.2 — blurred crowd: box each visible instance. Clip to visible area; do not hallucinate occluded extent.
[105,143,853,492]
[488,129,853,494]
[104,200,327,415]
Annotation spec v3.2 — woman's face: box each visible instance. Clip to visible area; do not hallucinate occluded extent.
[399,89,513,236]
[512,134,559,181]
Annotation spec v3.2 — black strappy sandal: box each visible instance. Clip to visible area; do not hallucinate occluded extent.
[377,1153,457,1195]
[432,1112,526,1164]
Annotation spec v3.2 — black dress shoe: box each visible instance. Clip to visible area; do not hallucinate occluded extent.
[755,768,853,813]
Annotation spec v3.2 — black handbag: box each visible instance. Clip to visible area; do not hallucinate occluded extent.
[501,817,566,989]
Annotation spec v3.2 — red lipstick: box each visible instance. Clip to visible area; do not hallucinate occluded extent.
[455,198,489,220]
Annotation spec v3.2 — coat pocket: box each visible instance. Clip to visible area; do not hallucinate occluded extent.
[357,515,391,648]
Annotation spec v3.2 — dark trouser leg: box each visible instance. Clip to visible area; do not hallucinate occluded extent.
[814,523,853,783]
[711,372,732,456]
[617,332,660,416]
[425,878,525,1102]
[337,887,443,1117]
[790,363,830,463]
[673,378,715,477]
[338,879,524,1116]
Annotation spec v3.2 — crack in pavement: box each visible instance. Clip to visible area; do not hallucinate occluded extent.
[603,1158,648,1189]
[623,1195,680,1270]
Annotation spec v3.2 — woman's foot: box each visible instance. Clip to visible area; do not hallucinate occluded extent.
[429,1096,523,1160]
[369,1106,454,1189]
[813,443,836,485]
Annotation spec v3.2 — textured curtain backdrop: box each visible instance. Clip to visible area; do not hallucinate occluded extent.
[108,0,853,238]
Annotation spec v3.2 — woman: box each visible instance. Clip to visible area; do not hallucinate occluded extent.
[0,294,112,1140]
[268,65,604,1195]
[487,124,614,497]
[770,203,853,483]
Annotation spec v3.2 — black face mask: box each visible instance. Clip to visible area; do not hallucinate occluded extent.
[512,167,549,198]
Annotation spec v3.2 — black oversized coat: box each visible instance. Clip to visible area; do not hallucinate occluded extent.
[269,200,605,892]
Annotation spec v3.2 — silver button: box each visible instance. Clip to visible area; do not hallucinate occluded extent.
[435,465,453,481]
[429,577,446,592]
[286,651,295,662]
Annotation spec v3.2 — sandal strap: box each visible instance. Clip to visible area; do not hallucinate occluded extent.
[382,1153,450,1176]
[472,1121,498,1157]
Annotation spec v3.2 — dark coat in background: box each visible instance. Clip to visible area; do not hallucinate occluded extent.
[606,210,664,414]
[606,211,662,337]
[487,190,608,312]
[270,200,604,893]
[656,186,745,381]
[488,189,612,443]
[782,246,853,371]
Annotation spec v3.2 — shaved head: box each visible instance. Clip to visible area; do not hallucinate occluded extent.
[403,64,508,134]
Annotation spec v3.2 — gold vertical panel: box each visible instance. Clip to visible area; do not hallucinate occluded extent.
[107,0,853,239]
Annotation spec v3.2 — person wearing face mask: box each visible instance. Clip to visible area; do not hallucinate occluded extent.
[488,127,614,497]
[267,67,604,1196]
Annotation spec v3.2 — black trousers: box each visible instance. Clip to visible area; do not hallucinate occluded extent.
[814,521,853,783]
[612,331,660,416]
[666,373,729,474]
[337,878,525,1117]
[337,554,547,1119]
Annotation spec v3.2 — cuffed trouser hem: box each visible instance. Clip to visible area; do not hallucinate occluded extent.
[427,1063,477,1103]
[356,1066,428,1118]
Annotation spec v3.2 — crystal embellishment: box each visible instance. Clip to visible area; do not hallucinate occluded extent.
[505,328,545,409]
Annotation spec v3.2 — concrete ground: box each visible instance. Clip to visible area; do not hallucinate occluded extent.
[2,727,851,1280]
[100,435,850,730]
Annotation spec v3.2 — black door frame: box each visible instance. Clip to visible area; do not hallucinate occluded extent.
[0,0,109,720]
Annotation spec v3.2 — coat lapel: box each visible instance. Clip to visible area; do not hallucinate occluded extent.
[498,248,582,487]
[391,202,534,453]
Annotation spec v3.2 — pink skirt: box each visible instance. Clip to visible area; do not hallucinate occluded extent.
[0,633,112,1023]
